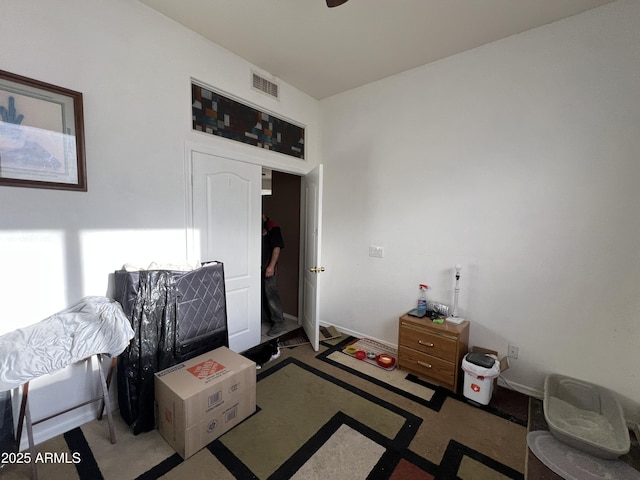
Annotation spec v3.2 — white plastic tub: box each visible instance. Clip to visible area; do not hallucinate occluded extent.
[543,374,630,459]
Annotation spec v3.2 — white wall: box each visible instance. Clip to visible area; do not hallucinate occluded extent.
[2,0,639,449]
[0,0,318,447]
[319,0,640,401]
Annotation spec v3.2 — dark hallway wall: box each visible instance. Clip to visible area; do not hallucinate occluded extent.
[262,171,301,317]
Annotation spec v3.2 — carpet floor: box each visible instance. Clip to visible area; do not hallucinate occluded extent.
[2,335,530,480]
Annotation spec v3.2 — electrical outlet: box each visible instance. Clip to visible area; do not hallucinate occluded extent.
[508,344,519,359]
[368,245,384,258]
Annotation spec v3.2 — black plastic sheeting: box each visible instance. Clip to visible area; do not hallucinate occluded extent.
[114,263,228,435]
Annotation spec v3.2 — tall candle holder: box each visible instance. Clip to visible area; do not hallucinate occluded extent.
[446,264,465,324]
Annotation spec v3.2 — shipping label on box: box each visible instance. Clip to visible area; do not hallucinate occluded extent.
[155,346,256,459]
[187,357,226,380]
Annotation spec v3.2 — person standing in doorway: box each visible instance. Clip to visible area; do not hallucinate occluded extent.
[262,213,285,336]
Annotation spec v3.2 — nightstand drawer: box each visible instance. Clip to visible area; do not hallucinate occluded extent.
[399,323,457,361]
[398,346,455,387]
[397,314,469,393]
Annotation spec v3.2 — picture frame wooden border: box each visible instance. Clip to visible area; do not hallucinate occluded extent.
[0,69,86,191]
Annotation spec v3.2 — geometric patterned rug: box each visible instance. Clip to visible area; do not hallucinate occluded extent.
[1,335,528,479]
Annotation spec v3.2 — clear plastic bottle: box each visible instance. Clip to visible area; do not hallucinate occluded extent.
[417,284,428,314]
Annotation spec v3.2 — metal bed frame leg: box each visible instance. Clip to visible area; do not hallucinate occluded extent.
[15,354,118,479]
[97,354,116,444]
[16,382,37,480]
[24,395,37,480]
[15,382,28,455]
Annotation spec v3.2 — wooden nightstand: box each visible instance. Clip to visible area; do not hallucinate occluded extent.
[397,313,469,393]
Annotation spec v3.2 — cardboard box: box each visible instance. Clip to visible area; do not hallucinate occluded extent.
[155,347,256,459]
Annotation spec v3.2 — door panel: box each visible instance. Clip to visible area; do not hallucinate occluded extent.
[191,150,261,352]
[301,164,323,351]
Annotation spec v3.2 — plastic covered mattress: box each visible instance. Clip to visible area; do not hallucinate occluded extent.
[0,296,134,392]
[113,261,229,434]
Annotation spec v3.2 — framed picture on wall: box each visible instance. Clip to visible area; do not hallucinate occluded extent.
[0,69,86,191]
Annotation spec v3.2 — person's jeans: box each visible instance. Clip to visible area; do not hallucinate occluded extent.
[262,274,284,325]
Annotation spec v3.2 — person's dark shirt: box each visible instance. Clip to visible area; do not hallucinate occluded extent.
[262,218,284,269]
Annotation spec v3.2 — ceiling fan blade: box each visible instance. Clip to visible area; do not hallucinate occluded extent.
[326,0,349,7]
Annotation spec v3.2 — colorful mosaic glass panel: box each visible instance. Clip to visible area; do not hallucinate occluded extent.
[192,83,305,160]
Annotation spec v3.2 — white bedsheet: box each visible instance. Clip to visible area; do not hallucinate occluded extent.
[0,296,134,391]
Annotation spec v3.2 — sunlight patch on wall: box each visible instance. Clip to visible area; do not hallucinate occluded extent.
[0,230,67,334]
[79,229,197,294]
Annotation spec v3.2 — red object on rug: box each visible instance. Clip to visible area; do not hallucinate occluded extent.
[389,458,435,480]
[341,338,398,371]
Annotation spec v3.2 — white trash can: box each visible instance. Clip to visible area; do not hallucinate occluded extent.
[461,352,500,405]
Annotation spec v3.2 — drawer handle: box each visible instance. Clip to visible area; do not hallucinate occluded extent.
[417,361,432,369]
[418,340,434,347]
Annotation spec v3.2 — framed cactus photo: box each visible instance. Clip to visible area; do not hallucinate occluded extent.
[0,70,86,191]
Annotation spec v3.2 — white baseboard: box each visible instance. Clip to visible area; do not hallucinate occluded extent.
[497,376,543,399]
[321,320,544,399]
[17,323,542,452]
[17,396,119,452]
[319,321,397,350]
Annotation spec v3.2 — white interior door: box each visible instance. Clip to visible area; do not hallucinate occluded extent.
[301,164,324,351]
[191,150,261,352]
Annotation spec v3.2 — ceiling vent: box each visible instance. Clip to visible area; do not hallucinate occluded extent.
[252,72,279,99]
